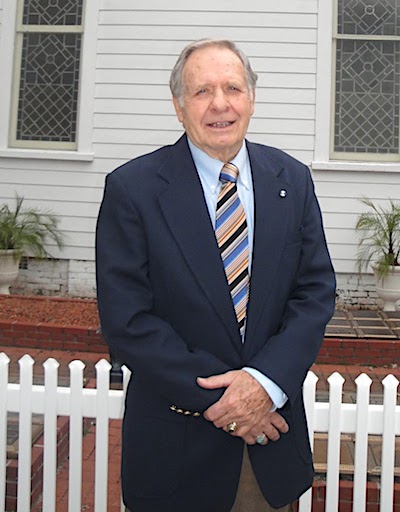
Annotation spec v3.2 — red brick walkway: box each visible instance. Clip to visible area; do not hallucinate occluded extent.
[2,345,400,511]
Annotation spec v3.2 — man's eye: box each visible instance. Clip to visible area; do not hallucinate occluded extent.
[197,89,207,95]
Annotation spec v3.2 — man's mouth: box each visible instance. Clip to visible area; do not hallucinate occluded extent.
[209,121,234,128]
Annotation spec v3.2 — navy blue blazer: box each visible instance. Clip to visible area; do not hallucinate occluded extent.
[96,134,336,512]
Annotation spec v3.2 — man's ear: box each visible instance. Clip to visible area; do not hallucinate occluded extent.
[250,90,256,117]
[172,96,184,123]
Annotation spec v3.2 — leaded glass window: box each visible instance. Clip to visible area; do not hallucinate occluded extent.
[10,0,84,150]
[333,0,400,160]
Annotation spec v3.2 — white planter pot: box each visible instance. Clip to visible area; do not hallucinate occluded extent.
[0,250,20,294]
[372,263,400,311]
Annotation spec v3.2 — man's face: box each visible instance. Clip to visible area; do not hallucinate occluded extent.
[173,46,255,163]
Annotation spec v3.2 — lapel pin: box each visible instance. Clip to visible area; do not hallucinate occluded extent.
[279,189,287,198]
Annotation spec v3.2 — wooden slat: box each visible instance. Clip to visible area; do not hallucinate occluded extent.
[42,358,60,511]
[0,354,9,512]
[68,360,85,512]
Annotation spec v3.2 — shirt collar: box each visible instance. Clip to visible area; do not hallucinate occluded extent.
[187,138,250,193]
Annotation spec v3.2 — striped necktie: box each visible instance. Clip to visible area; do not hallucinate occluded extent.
[215,162,249,338]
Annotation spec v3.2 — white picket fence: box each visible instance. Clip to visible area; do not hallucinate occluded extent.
[0,353,399,512]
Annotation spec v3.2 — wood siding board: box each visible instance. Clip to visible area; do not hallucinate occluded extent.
[97,40,317,59]
[100,1,318,14]
[97,26,317,44]
[99,11,317,28]
[96,54,317,74]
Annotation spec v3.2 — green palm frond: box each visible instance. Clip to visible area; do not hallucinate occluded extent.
[0,195,66,259]
[355,196,400,277]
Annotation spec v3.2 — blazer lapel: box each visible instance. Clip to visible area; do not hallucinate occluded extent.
[245,142,292,346]
[157,136,242,350]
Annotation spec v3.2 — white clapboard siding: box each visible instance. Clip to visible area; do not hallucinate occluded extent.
[98,26,317,44]
[99,11,317,28]
[98,40,317,59]
[100,0,318,14]
[322,211,358,230]
[96,54,317,75]
[0,168,107,188]
[316,181,400,202]
[3,0,395,281]
[0,183,104,204]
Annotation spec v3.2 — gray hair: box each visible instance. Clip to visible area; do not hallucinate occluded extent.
[169,39,258,106]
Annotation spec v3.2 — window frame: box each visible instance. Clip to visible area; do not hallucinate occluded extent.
[0,0,98,161]
[313,0,400,172]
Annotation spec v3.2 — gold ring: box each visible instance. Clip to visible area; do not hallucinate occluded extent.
[226,421,238,433]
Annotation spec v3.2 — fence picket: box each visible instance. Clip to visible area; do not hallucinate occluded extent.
[325,372,345,512]
[68,360,85,512]
[95,359,111,512]
[120,367,131,512]
[352,373,372,512]
[42,358,60,512]
[0,354,10,512]
[299,371,318,512]
[17,355,34,512]
[380,374,399,512]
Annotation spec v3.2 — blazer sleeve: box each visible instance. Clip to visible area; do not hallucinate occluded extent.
[96,170,230,412]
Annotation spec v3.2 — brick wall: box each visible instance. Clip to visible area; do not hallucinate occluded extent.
[10,258,96,298]
[0,320,106,353]
[11,259,69,296]
[336,272,380,308]
[67,260,96,298]
[317,337,399,367]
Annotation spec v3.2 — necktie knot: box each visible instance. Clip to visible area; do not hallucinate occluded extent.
[220,162,239,184]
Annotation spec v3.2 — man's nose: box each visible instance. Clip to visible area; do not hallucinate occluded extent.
[210,90,229,110]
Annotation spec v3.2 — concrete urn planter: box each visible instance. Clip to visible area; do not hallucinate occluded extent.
[372,263,400,311]
[0,250,20,294]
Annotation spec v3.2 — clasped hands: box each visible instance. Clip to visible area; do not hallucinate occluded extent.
[197,370,289,445]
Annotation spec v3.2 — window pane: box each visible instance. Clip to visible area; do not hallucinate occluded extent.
[338,0,400,36]
[334,40,400,154]
[16,33,81,143]
[23,0,83,26]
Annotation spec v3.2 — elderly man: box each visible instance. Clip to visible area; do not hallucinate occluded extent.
[96,39,336,512]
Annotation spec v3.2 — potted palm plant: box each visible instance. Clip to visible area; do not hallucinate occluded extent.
[0,195,65,294]
[355,196,400,311]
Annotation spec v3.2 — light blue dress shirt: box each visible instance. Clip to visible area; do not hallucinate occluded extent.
[187,139,288,410]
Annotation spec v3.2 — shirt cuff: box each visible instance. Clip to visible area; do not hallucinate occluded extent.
[242,367,288,411]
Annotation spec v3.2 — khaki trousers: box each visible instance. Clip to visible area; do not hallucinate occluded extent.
[126,447,293,512]
[230,446,293,512]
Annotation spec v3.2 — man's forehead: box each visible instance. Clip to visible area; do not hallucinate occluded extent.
[183,47,246,81]
[186,45,242,66]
